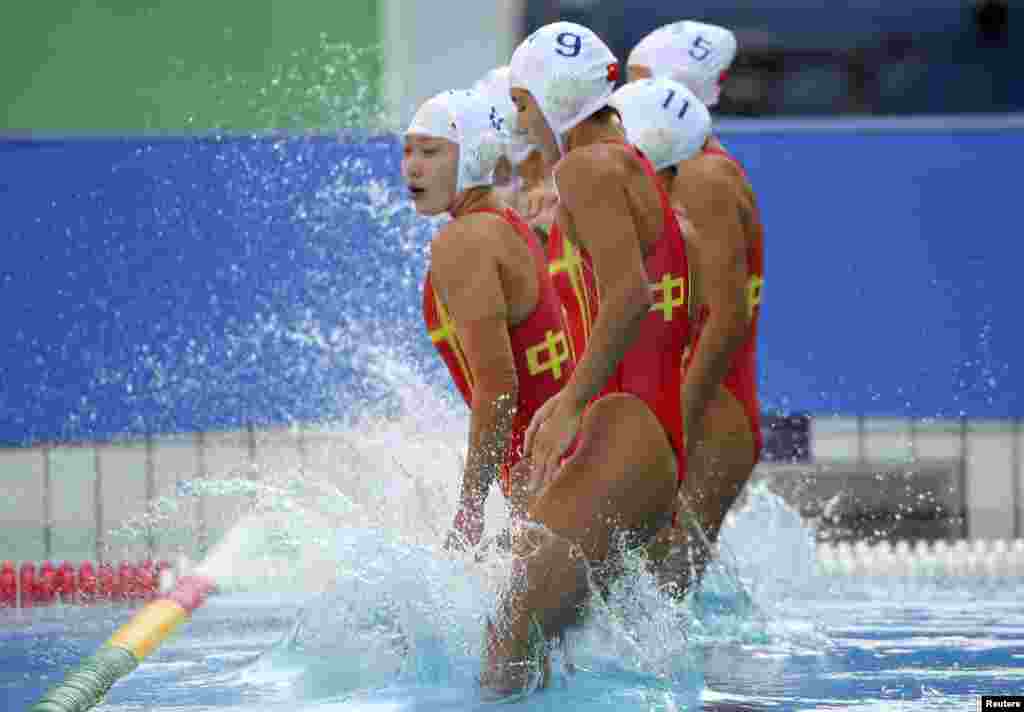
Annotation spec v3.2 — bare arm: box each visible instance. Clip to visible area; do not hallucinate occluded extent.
[430,217,519,542]
[675,163,750,446]
[558,150,653,412]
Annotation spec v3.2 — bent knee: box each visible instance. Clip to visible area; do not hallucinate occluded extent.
[576,394,675,469]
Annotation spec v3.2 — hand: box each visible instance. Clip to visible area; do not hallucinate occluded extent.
[505,459,535,519]
[523,395,560,460]
[523,391,583,496]
[523,184,558,228]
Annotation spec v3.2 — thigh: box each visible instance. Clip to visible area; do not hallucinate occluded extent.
[682,387,757,540]
[527,393,678,563]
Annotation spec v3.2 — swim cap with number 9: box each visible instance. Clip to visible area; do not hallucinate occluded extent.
[509,22,619,156]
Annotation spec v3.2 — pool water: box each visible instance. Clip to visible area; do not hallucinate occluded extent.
[5,492,1024,711]
[6,96,1023,711]
[5,358,1023,712]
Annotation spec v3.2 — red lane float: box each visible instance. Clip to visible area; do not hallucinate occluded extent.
[37,561,57,605]
[78,561,98,603]
[2,559,177,607]
[97,562,116,600]
[0,561,16,607]
[55,561,77,603]
[19,563,36,608]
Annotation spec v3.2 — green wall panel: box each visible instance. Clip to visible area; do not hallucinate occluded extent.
[2,0,381,133]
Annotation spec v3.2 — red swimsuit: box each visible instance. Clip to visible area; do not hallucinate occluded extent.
[686,145,765,462]
[546,144,693,482]
[423,208,573,496]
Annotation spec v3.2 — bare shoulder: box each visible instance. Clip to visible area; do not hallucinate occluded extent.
[431,213,504,276]
[678,153,758,231]
[672,155,754,257]
[678,152,747,200]
[554,144,631,205]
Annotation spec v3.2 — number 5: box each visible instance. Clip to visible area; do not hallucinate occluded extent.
[689,35,713,62]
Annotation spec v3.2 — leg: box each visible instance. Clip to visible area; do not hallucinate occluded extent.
[481,524,588,695]
[652,385,756,595]
[644,507,694,598]
[482,394,677,695]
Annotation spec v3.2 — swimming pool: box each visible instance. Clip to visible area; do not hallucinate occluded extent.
[7,356,1024,712]
[5,114,1024,711]
[7,483,1024,712]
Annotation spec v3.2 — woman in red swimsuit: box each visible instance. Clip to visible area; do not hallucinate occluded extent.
[478,22,701,697]
[628,21,766,595]
[402,89,574,550]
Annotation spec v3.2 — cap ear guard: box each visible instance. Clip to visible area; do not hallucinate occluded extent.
[473,66,536,166]
[406,89,507,196]
[509,22,619,156]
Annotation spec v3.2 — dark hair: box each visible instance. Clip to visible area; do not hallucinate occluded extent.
[656,164,678,189]
[592,105,621,123]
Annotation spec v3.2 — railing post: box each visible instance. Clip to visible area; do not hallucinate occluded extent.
[95,444,105,562]
[908,417,918,462]
[296,423,307,476]
[1013,417,1022,541]
[856,414,867,466]
[145,434,157,559]
[195,431,208,559]
[246,422,259,505]
[959,417,969,540]
[42,444,52,561]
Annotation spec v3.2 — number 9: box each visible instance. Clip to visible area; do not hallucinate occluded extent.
[555,32,582,58]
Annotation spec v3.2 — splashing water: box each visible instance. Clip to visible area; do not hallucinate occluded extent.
[81,117,824,709]
[98,340,829,711]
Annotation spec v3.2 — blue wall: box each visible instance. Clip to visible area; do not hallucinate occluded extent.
[1,127,1021,445]
[728,126,1021,420]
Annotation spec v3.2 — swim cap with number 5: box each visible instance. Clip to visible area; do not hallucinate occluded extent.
[509,22,619,155]
[628,21,737,107]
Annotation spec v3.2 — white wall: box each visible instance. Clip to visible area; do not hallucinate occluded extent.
[1,416,1022,562]
[380,1,525,128]
[812,417,1024,540]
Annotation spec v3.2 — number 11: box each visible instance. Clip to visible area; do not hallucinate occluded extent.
[662,89,690,119]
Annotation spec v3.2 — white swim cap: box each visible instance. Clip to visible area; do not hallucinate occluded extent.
[609,78,711,171]
[628,21,737,107]
[405,89,507,196]
[509,22,619,156]
[473,66,535,166]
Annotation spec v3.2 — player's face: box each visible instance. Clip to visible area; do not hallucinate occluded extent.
[627,64,653,82]
[401,135,458,215]
[509,88,558,166]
